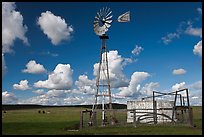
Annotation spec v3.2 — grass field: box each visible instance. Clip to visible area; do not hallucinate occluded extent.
[2,106,202,135]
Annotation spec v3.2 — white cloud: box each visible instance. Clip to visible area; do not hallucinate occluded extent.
[117,72,150,97]
[193,40,202,56]
[22,60,47,74]
[32,89,44,95]
[171,82,186,91]
[2,53,7,78]
[75,75,95,94]
[191,96,198,99]
[161,13,202,45]
[18,94,54,105]
[63,96,86,105]
[122,57,135,66]
[185,25,202,37]
[18,92,93,106]
[132,45,144,56]
[93,50,129,88]
[140,82,160,96]
[161,32,180,45]
[172,68,187,75]
[19,89,68,105]
[2,2,29,53]
[2,91,18,104]
[41,51,59,57]
[47,89,66,98]
[190,96,202,106]
[13,80,31,90]
[186,80,202,106]
[189,80,202,91]
[34,64,73,90]
[37,11,73,45]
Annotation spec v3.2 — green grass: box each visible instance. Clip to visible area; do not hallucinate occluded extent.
[2,106,202,135]
[2,107,81,135]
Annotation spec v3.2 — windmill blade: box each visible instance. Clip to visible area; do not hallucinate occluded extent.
[94,19,99,23]
[94,23,99,28]
[104,23,111,28]
[104,24,110,31]
[117,11,130,22]
[104,7,108,14]
[106,8,111,16]
[97,12,101,18]
[103,25,109,32]
[106,11,112,18]
[102,7,105,16]
[94,21,99,27]
[105,19,112,24]
[94,16,99,20]
[99,11,103,18]
[105,15,112,20]
[93,22,99,27]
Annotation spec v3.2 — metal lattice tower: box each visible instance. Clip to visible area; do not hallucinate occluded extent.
[90,34,115,126]
[89,7,130,127]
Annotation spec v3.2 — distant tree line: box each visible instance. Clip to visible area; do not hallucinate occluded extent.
[2,103,127,111]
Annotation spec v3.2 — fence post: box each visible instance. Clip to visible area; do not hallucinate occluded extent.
[153,91,157,124]
[133,109,137,127]
[189,107,194,126]
[80,111,83,129]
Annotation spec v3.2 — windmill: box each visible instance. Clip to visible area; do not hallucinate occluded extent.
[90,7,130,126]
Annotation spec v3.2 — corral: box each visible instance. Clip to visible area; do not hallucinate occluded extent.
[80,88,194,128]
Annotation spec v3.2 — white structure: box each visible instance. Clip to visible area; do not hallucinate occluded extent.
[127,100,175,124]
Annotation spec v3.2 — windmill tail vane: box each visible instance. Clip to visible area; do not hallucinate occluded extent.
[117,11,130,22]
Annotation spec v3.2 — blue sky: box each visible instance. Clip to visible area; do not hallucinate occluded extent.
[2,2,202,106]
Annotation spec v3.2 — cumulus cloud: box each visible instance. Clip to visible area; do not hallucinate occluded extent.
[47,89,67,98]
[172,68,187,75]
[75,75,95,94]
[188,80,202,106]
[18,90,92,105]
[171,82,186,91]
[34,64,73,90]
[117,72,150,97]
[93,50,129,88]
[2,91,18,104]
[140,82,160,96]
[2,2,29,53]
[19,89,72,105]
[37,11,73,45]
[63,96,86,105]
[185,25,202,37]
[18,90,93,106]
[32,89,44,95]
[193,40,202,56]
[18,94,59,105]
[22,60,47,74]
[13,80,31,90]
[132,45,144,56]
